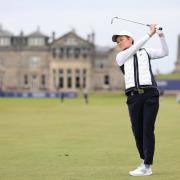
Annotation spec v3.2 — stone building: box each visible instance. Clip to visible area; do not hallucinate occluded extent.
[175,35,180,73]
[0,25,124,93]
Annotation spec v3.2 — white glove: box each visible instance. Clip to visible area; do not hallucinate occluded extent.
[156,25,163,35]
[156,29,163,35]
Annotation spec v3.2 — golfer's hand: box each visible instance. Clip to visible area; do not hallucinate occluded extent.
[148,24,157,37]
[156,28,164,38]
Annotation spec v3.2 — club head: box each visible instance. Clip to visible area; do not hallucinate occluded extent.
[111,17,118,24]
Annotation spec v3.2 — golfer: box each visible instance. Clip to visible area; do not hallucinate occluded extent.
[112,24,168,176]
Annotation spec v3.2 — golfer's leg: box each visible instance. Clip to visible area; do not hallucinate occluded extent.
[143,93,159,165]
[127,95,144,160]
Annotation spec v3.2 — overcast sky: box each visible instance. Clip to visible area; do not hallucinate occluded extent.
[0,0,180,73]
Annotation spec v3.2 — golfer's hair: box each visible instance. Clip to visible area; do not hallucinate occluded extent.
[126,36,134,45]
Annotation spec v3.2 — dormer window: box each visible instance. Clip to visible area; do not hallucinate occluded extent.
[27,27,48,47]
[0,25,12,46]
[0,37,11,46]
[28,37,45,46]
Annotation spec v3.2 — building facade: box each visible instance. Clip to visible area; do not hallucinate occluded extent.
[0,25,124,93]
[175,35,180,73]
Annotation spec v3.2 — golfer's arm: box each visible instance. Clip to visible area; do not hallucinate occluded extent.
[116,34,150,66]
[146,36,169,59]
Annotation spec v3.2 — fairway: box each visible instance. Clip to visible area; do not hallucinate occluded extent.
[0,94,180,180]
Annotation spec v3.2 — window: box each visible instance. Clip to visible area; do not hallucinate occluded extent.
[32,75,37,80]
[41,75,46,86]
[67,69,72,75]
[74,48,80,58]
[104,75,110,85]
[24,75,28,85]
[67,69,72,88]
[69,48,74,58]
[82,47,88,58]
[59,77,64,88]
[0,38,11,46]
[67,77,72,88]
[83,54,87,58]
[83,69,86,75]
[76,77,80,88]
[59,48,64,58]
[59,69,64,75]
[28,37,45,46]
[76,69,80,75]
[58,69,64,88]
[100,63,104,69]
[65,48,74,58]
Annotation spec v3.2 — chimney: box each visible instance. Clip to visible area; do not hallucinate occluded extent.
[91,31,95,44]
[87,34,91,42]
[52,31,56,42]
[20,30,24,37]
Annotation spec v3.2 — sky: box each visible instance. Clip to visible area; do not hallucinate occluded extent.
[0,0,180,74]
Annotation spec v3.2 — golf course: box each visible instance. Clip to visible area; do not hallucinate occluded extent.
[0,94,180,180]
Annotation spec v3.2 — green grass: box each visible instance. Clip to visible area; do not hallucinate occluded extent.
[0,94,180,180]
[155,73,180,80]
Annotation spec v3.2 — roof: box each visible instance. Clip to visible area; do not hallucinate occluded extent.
[27,27,48,38]
[51,30,93,46]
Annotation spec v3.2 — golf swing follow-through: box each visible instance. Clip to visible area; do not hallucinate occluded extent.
[111,17,169,176]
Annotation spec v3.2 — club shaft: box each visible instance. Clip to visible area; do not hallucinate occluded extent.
[111,17,163,30]
[116,17,147,26]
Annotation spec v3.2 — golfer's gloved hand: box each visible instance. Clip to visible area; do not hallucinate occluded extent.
[156,25,163,35]
[156,29,163,35]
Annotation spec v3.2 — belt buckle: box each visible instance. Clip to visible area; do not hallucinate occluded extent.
[138,89,144,94]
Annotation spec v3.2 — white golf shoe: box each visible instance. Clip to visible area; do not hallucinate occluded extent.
[129,163,152,176]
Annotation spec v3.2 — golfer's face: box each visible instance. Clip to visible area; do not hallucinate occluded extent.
[116,36,132,50]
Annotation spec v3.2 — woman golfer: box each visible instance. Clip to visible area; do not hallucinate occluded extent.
[112,24,168,176]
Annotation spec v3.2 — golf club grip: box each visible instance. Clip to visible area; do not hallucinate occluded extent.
[146,24,163,30]
[158,27,163,30]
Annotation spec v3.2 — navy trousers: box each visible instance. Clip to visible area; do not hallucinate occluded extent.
[126,88,159,165]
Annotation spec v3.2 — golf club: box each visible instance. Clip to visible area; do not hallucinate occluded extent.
[111,17,163,30]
